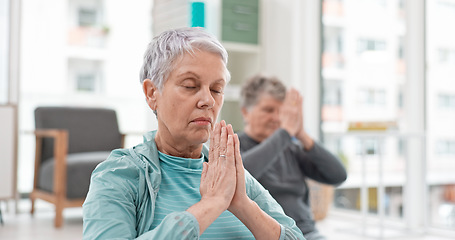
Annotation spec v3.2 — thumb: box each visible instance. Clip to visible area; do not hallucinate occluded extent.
[201,162,208,181]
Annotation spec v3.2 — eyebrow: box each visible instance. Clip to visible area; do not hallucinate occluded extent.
[177,71,226,84]
[176,71,200,79]
[213,79,226,85]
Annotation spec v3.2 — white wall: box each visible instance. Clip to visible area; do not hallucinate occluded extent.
[261,0,321,140]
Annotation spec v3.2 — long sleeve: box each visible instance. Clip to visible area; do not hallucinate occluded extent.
[294,142,347,186]
[239,129,293,178]
[83,154,200,240]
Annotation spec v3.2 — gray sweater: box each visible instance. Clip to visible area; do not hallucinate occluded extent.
[238,129,347,234]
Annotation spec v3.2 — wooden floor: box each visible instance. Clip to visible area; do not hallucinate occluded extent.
[1,199,454,240]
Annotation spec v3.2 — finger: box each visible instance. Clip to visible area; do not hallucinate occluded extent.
[226,123,234,136]
[284,90,291,103]
[291,90,300,107]
[234,134,245,189]
[297,93,303,106]
[210,122,221,163]
[219,121,227,160]
[285,90,296,107]
[234,134,244,172]
[226,134,235,167]
[290,88,299,96]
[201,162,208,183]
[200,162,208,194]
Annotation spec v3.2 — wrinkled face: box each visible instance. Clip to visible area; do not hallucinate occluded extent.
[147,50,226,147]
[242,94,283,142]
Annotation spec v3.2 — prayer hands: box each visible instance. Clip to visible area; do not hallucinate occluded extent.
[200,120,247,212]
[280,88,304,137]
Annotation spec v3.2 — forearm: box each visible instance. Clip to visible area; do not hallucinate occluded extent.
[187,197,228,235]
[230,198,281,240]
[241,129,293,178]
[296,130,314,151]
[300,143,347,184]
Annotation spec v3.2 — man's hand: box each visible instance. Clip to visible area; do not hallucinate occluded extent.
[280,88,315,150]
[280,88,303,137]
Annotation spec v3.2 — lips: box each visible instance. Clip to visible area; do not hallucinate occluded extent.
[191,117,212,124]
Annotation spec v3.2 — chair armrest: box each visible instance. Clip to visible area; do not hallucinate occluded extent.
[35,129,68,138]
[120,133,126,148]
[33,129,69,196]
[119,132,145,148]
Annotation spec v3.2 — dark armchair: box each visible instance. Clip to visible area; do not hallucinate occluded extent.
[30,107,125,228]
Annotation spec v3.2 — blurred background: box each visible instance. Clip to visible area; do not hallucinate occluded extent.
[1,0,455,239]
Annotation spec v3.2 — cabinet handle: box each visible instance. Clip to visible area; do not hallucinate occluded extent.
[233,5,254,15]
[233,22,252,31]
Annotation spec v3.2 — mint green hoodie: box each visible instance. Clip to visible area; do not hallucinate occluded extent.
[83,130,305,240]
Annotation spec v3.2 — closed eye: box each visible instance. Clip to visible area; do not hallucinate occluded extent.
[211,89,223,94]
[263,107,275,113]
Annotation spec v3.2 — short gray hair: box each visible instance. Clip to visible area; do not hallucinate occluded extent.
[240,75,286,109]
[139,27,230,90]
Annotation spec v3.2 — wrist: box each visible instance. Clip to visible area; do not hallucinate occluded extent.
[230,199,282,240]
[200,196,230,211]
[187,197,229,234]
[229,197,255,217]
[281,126,294,137]
[297,131,314,150]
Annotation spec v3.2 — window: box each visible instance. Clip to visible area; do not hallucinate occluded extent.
[398,138,405,156]
[437,0,455,14]
[19,0,153,194]
[357,88,386,106]
[371,0,386,7]
[68,0,106,48]
[322,27,345,69]
[438,94,455,109]
[76,73,97,92]
[427,0,455,230]
[357,39,387,54]
[68,59,103,93]
[356,138,380,156]
[398,37,404,59]
[78,8,98,27]
[323,81,343,106]
[321,0,407,226]
[436,140,455,156]
[438,48,455,64]
[0,0,8,104]
[398,89,403,108]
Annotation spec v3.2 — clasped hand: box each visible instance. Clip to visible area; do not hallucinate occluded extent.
[200,120,247,213]
[280,88,304,137]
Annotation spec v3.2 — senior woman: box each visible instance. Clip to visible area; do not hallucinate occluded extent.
[82,28,304,240]
[238,75,347,240]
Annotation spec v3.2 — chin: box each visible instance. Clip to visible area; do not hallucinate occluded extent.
[192,132,210,144]
[267,127,278,133]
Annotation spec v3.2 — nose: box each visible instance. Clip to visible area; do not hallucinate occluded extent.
[197,87,216,109]
[272,109,280,122]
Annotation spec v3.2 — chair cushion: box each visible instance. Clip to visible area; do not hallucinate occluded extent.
[38,151,111,199]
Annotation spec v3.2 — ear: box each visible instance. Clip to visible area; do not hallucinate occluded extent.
[142,79,159,111]
[241,107,249,122]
